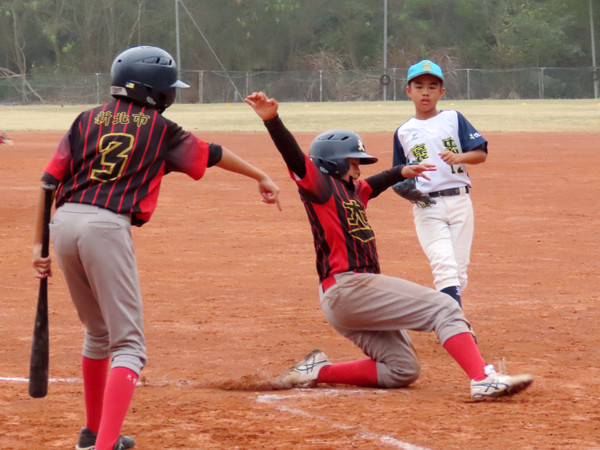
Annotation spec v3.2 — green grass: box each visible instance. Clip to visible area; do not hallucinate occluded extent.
[1,99,598,133]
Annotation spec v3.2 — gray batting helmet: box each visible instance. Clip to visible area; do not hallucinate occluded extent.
[309,129,378,177]
[110,46,189,113]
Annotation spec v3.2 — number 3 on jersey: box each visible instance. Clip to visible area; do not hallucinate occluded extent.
[91,133,134,182]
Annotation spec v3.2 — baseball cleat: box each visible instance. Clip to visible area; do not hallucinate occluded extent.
[470,365,533,401]
[75,427,136,450]
[279,349,331,387]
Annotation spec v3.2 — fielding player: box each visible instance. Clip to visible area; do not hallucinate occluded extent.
[392,59,488,307]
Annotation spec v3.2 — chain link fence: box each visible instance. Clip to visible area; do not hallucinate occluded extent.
[0,67,597,105]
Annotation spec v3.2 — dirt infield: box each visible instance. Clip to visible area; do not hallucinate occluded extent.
[1,130,599,449]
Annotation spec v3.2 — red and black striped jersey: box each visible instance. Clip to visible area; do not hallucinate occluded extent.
[263,115,409,283]
[293,155,380,282]
[42,99,220,226]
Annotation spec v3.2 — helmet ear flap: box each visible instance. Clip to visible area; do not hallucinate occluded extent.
[162,88,177,109]
[154,88,176,112]
[334,158,350,176]
[311,157,347,177]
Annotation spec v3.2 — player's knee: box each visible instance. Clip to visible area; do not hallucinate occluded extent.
[434,291,463,314]
[83,333,110,359]
[379,362,421,388]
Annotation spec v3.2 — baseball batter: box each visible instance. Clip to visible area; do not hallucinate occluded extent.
[392,60,487,307]
[245,91,532,401]
[32,46,280,450]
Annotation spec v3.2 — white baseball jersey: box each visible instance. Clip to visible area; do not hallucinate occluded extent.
[392,110,487,193]
[392,110,488,296]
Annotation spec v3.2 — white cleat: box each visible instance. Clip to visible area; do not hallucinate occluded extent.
[279,349,331,387]
[471,364,533,401]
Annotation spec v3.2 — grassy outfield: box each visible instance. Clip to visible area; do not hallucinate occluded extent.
[0,99,598,133]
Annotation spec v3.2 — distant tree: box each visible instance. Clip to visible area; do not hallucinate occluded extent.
[0,0,594,78]
[385,0,590,68]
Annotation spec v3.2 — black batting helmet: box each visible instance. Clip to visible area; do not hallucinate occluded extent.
[309,129,378,177]
[110,46,189,112]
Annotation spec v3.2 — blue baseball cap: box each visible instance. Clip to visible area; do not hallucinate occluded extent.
[407,59,444,83]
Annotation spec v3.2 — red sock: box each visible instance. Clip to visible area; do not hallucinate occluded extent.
[317,359,378,387]
[95,367,138,450]
[443,332,487,380]
[82,356,109,433]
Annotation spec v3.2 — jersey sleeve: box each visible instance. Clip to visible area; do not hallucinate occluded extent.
[264,115,307,178]
[392,127,408,166]
[42,130,73,186]
[364,165,405,199]
[355,179,374,206]
[162,124,210,180]
[456,111,488,153]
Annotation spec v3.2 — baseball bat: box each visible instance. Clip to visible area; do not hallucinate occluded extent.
[28,183,56,398]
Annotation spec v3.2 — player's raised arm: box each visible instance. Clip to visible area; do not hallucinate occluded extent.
[245,92,308,179]
[245,91,278,120]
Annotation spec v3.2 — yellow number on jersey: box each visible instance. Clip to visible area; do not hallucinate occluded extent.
[90,133,135,182]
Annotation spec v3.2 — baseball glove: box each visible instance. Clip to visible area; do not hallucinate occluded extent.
[392,178,435,208]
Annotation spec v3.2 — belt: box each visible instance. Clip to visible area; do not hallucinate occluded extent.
[428,186,469,198]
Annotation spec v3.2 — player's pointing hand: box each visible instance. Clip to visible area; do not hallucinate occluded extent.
[258,175,282,211]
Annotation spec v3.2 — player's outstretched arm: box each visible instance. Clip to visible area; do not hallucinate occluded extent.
[244,92,278,120]
[216,148,281,210]
[245,90,308,180]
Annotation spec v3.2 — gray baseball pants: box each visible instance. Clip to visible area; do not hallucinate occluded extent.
[50,202,146,375]
[319,271,471,388]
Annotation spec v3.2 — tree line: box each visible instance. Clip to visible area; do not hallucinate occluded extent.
[0,0,596,79]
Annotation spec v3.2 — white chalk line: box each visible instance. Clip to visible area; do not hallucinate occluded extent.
[0,375,174,387]
[2,186,38,191]
[255,388,430,450]
[0,376,80,384]
[2,376,429,449]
